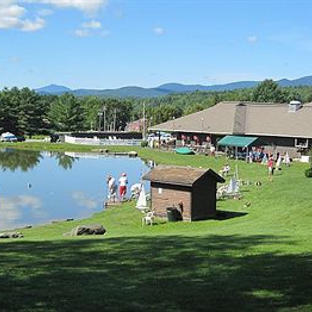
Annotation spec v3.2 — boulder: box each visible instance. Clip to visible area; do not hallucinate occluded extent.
[64,224,106,236]
[0,231,24,238]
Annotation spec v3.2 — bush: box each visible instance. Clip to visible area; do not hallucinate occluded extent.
[304,167,312,178]
[141,140,148,148]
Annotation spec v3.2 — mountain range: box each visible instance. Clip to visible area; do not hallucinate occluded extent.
[35,75,312,98]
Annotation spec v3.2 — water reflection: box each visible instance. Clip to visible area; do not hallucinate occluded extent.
[71,191,98,209]
[0,195,44,230]
[0,149,42,172]
[54,152,77,170]
[0,149,149,231]
[0,149,78,171]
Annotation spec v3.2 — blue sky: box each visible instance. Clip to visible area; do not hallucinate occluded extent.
[1,0,312,90]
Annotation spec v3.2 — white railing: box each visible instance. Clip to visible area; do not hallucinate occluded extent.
[64,135,142,146]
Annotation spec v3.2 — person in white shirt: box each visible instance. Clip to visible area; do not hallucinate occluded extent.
[118,173,128,200]
[130,183,142,199]
[107,175,117,202]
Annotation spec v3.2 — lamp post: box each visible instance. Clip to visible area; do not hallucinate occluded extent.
[142,102,146,140]
[102,106,107,132]
[98,112,102,131]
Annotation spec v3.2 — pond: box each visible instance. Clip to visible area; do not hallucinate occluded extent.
[0,149,151,231]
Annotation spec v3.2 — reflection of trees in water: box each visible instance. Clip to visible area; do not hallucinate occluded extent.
[0,150,79,172]
[56,154,77,170]
[50,152,78,170]
[0,149,42,172]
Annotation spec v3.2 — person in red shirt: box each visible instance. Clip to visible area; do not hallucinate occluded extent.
[267,155,274,181]
[118,173,128,200]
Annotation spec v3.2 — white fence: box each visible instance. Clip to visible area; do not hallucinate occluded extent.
[64,135,142,146]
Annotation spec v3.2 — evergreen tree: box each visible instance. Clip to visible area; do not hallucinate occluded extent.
[252,79,286,103]
[49,93,84,131]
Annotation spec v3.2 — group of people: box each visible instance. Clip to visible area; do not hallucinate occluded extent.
[266,152,291,181]
[106,172,128,202]
[107,173,143,202]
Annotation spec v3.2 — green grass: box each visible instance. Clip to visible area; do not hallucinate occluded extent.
[0,143,312,311]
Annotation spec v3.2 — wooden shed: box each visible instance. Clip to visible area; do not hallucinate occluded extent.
[143,165,225,221]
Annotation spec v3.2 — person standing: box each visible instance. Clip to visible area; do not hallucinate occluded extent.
[107,175,117,202]
[275,153,282,173]
[267,155,274,181]
[118,172,128,200]
[284,152,291,167]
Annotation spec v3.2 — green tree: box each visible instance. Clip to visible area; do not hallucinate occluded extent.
[252,79,286,103]
[17,88,44,136]
[81,96,102,130]
[49,93,84,131]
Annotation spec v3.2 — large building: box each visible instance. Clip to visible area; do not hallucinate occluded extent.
[149,101,312,155]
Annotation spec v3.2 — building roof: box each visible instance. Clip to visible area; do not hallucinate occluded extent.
[148,101,312,139]
[142,165,225,186]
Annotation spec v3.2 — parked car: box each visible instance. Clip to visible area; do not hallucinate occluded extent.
[148,132,173,143]
[0,132,17,142]
[16,136,26,142]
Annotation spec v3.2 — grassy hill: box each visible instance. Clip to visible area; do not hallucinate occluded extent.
[0,145,312,311]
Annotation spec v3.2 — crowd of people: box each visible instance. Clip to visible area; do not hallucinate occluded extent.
[218,149,292,183]
[106,172,144,202]
[265,152,291,181]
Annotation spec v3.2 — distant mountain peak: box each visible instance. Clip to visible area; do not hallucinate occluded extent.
[35,84,72,95]
[35,75,312,98]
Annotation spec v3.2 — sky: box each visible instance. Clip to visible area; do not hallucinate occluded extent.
[1,0,312,90]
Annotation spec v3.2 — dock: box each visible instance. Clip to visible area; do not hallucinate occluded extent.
[104,201,124,208]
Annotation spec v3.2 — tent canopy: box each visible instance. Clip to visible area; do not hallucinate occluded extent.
[217,135,258,148]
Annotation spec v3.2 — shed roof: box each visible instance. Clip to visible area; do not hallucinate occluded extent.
[142,165,225,186]
[217,135,258,147]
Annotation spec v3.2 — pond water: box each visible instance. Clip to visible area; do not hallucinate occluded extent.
[0,149,150,231]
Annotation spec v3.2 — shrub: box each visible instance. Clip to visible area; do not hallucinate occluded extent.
[141,140,148,148]
[304,167,312,178]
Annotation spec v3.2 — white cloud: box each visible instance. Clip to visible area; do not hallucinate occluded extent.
[74,19,107,37]
[21,17,45,31]
[0,2,45,31]
[154,26,164,35]
[0,3,25,29]
[82,19,101,29]
[247,35,258,44]
[0,0,108,32]
[74,28,90,37]
[24,0,108,15]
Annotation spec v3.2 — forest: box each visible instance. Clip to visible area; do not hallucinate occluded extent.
[1,79,312,136]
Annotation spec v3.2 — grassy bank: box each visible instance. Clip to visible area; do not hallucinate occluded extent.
[0,142,312,311]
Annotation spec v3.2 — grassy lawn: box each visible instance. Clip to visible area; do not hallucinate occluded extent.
[0,142,312,311]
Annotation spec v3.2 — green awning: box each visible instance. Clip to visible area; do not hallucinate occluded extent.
[217,136,258,148]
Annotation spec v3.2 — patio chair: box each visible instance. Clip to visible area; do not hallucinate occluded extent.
[142,211,154,226]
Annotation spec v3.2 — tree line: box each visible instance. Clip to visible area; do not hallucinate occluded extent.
[1,80,312,136]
